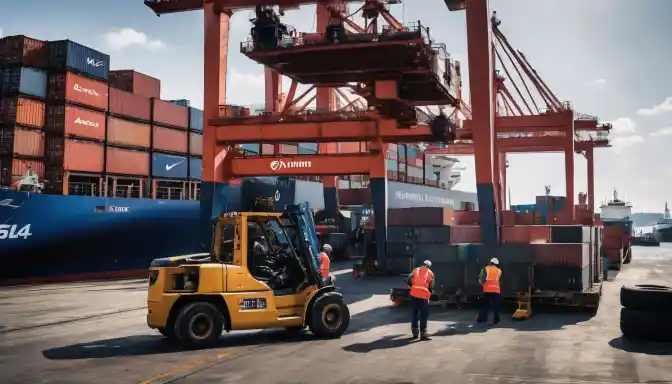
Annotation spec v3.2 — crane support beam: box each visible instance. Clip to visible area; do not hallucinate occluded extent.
[212,118,439,144]
[226,154,380,177]
[427,140,608,155]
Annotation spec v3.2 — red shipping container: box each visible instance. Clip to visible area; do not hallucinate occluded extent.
[280,144,297,154]
[453,210,480,225]
[48,72,109,111]
[106,147,149,176]
[0,97,46,128]
[338,142,366,153]
[338,188,370,205]
[501,210,516,226]
[109,70,161,99]
[532,243,590,268]
[388,207,454,226]
[45,137,104,173]
[516,212,535,225]
[0,127,44,157]
[0,158,45,187]
[152,99,188,128]
[605,248,623,265]
[450,226,483,243]
[108,88,151,121]
[107,117,151,148]
[152,126,187,153]
[189,133,203,156]
[501,226,551,244]
[46,105,106,141]
[261,144,275,155]
[0,35,48,68]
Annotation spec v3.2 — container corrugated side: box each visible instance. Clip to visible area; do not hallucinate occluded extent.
[1,67,48,99]
[189,132,203,155]
[152,153,188,178]
[46,104,106,141]
[106,147,149,176]
[188,157,202,180]
[46,137,104,172]
[0,126,45,157]
[0,36,49,68]
[189,107,203,131]
[109,70,160,99]
[0,97,46,128]
[152,98,188,128]
[152,126,187,153]
[109,88,151,121]
[48,72,108,111]
[106,117,151,148]
[48,40,110,81]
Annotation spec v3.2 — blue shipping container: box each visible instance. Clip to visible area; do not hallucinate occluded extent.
[298,147,316,155]
[152,153,188,179]
[1,67,48,99]
[298,142,318,152]
[48,40,110,81]
[170,99,190,107]
[189,157,202,180]
[189,107,203,131]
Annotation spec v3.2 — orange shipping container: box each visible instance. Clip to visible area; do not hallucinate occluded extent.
[45,137,104,173]
[152,99,188,128]
[189,132,203,155]
[449,226,483,243]
[339,142,367,153]
[0,159,45,187]
[106,147,150,176]
[108,88,151,121]
[46,105,106,141]
[152,126,187,153]
[107,117,151,148]
[453,210,480,225]
[0,127,45,157]
[501,225,551,244]
[0,97,46,128]
[48,72,109,111]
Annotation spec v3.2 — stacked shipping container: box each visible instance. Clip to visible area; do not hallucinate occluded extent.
[0,36,49,187]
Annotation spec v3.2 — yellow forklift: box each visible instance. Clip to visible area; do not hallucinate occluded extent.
[146,203,350,348]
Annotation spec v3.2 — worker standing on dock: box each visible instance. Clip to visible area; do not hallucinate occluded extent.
[477,258,502,325]
[406,260,435,340]
[319,244,333,283]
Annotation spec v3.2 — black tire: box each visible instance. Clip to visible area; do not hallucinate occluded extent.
[174,302,224,348]
[620,307,672,342]
[309,292,350,338]
[157,327,177,341]
[621,284,672,311]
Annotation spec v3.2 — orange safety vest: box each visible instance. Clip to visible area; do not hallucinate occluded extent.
[410,267,434,300]
[482,265,502,293]
[318,252,330,278]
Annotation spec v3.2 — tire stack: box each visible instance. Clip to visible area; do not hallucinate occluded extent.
[620,284,672,342]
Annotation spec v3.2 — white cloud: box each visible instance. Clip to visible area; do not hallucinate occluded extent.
[589,78,606,86]
[637,97,672,116]
[104,28,165,51]
[610,135,644,154]
[650,127,672,137]
[227,70,265,105]
[0,27,3,38]
[607,117,636,135]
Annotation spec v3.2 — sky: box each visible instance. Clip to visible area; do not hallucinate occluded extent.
[2,0,671,213]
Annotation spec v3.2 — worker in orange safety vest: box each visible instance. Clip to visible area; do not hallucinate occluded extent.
[405,260,435,340]
[477,258,502,325]
[318,244,333,284]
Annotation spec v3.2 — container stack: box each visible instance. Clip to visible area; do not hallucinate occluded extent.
[0,35,49,188]
[149,96,189,198]
[44,40,110,195]
[187,106,203,182]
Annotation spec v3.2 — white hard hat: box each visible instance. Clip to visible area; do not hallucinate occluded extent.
[490,258,499,265]
[423,260,432,267]
[322,244,332,252]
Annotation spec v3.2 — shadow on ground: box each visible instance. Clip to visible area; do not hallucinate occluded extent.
[608,336,672,356]
[42,328,321,360]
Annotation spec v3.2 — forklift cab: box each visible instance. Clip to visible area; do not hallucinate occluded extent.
[146,204,350,348]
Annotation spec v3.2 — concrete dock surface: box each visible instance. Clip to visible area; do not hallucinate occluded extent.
[1,253,672,384]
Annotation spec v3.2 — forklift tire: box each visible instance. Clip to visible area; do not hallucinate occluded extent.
[309,292,350,339]
[620,307,672,342]
[174,302,223,348]
[157,327,177,341]
[620,284,672,311]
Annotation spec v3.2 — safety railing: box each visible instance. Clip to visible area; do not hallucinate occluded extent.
[155,186,186,200]
[68,182,100,197]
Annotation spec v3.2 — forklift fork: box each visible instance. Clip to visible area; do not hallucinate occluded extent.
[512,264,533,320]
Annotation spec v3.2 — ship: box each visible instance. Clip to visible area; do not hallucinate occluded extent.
[654,202,672,242]
[599,189,633,235]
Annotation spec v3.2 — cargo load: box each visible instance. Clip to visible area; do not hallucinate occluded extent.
[47,72,108,111]
[188,107,203,131]
[109,70,160,99]
[189,132,203,155]
[45,137,104,173]
[0,126,45,158]
[46,104,106,141]
[188,157,202,180]
[152,153,188,179]
[108,88,151,121]
[106,117,151,148]
[106,146,150,176]
[153,126,187,154]
[48,40,110,81]
[0,35,49,68]
[0,96,46,128]
[1,67,48,99]
[152,98,188,129]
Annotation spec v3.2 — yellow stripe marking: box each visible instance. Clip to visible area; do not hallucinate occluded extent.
[138,350,235,384]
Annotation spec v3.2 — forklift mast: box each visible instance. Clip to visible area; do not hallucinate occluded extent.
[284,203,321,272]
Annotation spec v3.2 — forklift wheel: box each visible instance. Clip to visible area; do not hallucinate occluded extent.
[309,293,350,338]
[157,327,177,341]
[174,302,224,348]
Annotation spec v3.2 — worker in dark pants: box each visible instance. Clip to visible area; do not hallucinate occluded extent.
[406,260,435,340]
[477,258,502,325]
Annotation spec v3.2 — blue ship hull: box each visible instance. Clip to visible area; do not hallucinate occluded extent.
[0,178,478,284]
